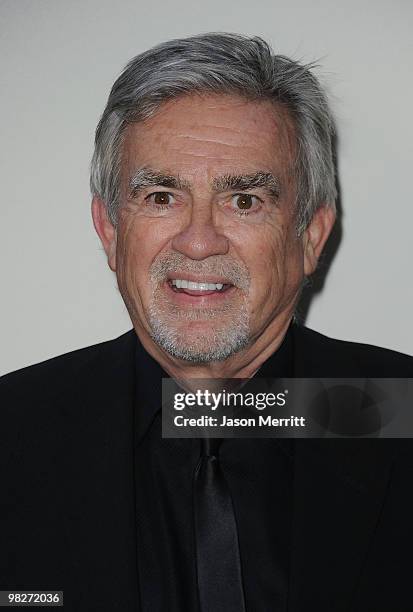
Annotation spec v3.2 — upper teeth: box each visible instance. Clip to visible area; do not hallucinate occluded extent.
[171,279,224,291]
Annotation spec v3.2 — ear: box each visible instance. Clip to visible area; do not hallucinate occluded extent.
[302,205,336,276]
[91,197,117,271]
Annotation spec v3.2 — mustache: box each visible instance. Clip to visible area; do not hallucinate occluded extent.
[149,252,250,290]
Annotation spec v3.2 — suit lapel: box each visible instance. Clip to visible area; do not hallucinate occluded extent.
[57,331,140,611]
[288,325,397,611]
[289,438,395,611]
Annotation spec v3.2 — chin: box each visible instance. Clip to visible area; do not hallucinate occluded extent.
[149,316,251,364]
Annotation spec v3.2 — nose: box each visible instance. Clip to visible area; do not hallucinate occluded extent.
[171,202,229,260]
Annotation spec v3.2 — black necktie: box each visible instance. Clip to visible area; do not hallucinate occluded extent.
[193,437,247,612]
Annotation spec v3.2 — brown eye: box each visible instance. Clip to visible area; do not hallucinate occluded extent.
[230,193,262,215]
[235,194,254,210]
[153,192,171,206]
[145,192,177,208]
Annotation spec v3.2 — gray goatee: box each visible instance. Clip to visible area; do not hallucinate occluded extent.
[148,253,251,363]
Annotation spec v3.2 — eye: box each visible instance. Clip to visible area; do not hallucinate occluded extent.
[230,193,262,216]
[145,191,176,208]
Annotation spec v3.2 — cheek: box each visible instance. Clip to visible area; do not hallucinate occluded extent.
[244,225,303,312]
[117,214,176,307]
[115,219,166,307]
[248,226,287,284]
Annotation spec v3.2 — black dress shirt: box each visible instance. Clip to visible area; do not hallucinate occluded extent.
[134,327,295,612]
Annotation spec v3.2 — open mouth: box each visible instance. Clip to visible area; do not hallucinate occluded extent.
[168,278,233,296]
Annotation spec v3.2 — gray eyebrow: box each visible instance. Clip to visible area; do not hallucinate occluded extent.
[129,168,191,196]
[212,172,281,199]
[129,168,281,199]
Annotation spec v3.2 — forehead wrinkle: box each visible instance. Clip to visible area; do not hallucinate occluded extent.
[173,134,249,146]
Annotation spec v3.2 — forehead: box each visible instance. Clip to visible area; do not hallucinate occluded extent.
[121,93,297,182]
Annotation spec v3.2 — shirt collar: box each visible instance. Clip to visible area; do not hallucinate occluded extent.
[134,321,295,444]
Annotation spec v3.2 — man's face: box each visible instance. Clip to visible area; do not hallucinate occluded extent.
[100,94,324,363]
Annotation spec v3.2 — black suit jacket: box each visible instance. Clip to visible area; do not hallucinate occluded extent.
[1,324,413,611]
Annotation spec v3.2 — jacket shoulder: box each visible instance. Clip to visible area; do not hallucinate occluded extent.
[0,329,137,463]
[293,324,413,376]
[0,329,136,395]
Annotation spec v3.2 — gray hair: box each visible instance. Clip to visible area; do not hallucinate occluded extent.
[90,32,337,234]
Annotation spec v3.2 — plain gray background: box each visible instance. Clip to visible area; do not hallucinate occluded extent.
[1,0,412,375]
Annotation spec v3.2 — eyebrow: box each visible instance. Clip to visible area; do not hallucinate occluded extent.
[129,168,281,199]
[129,168,192,196]
[212,172,281,199]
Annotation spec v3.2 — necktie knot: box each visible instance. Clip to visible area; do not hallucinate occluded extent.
[200,437,222,459]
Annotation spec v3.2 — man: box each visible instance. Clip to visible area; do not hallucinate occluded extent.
[1,32,412,612]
